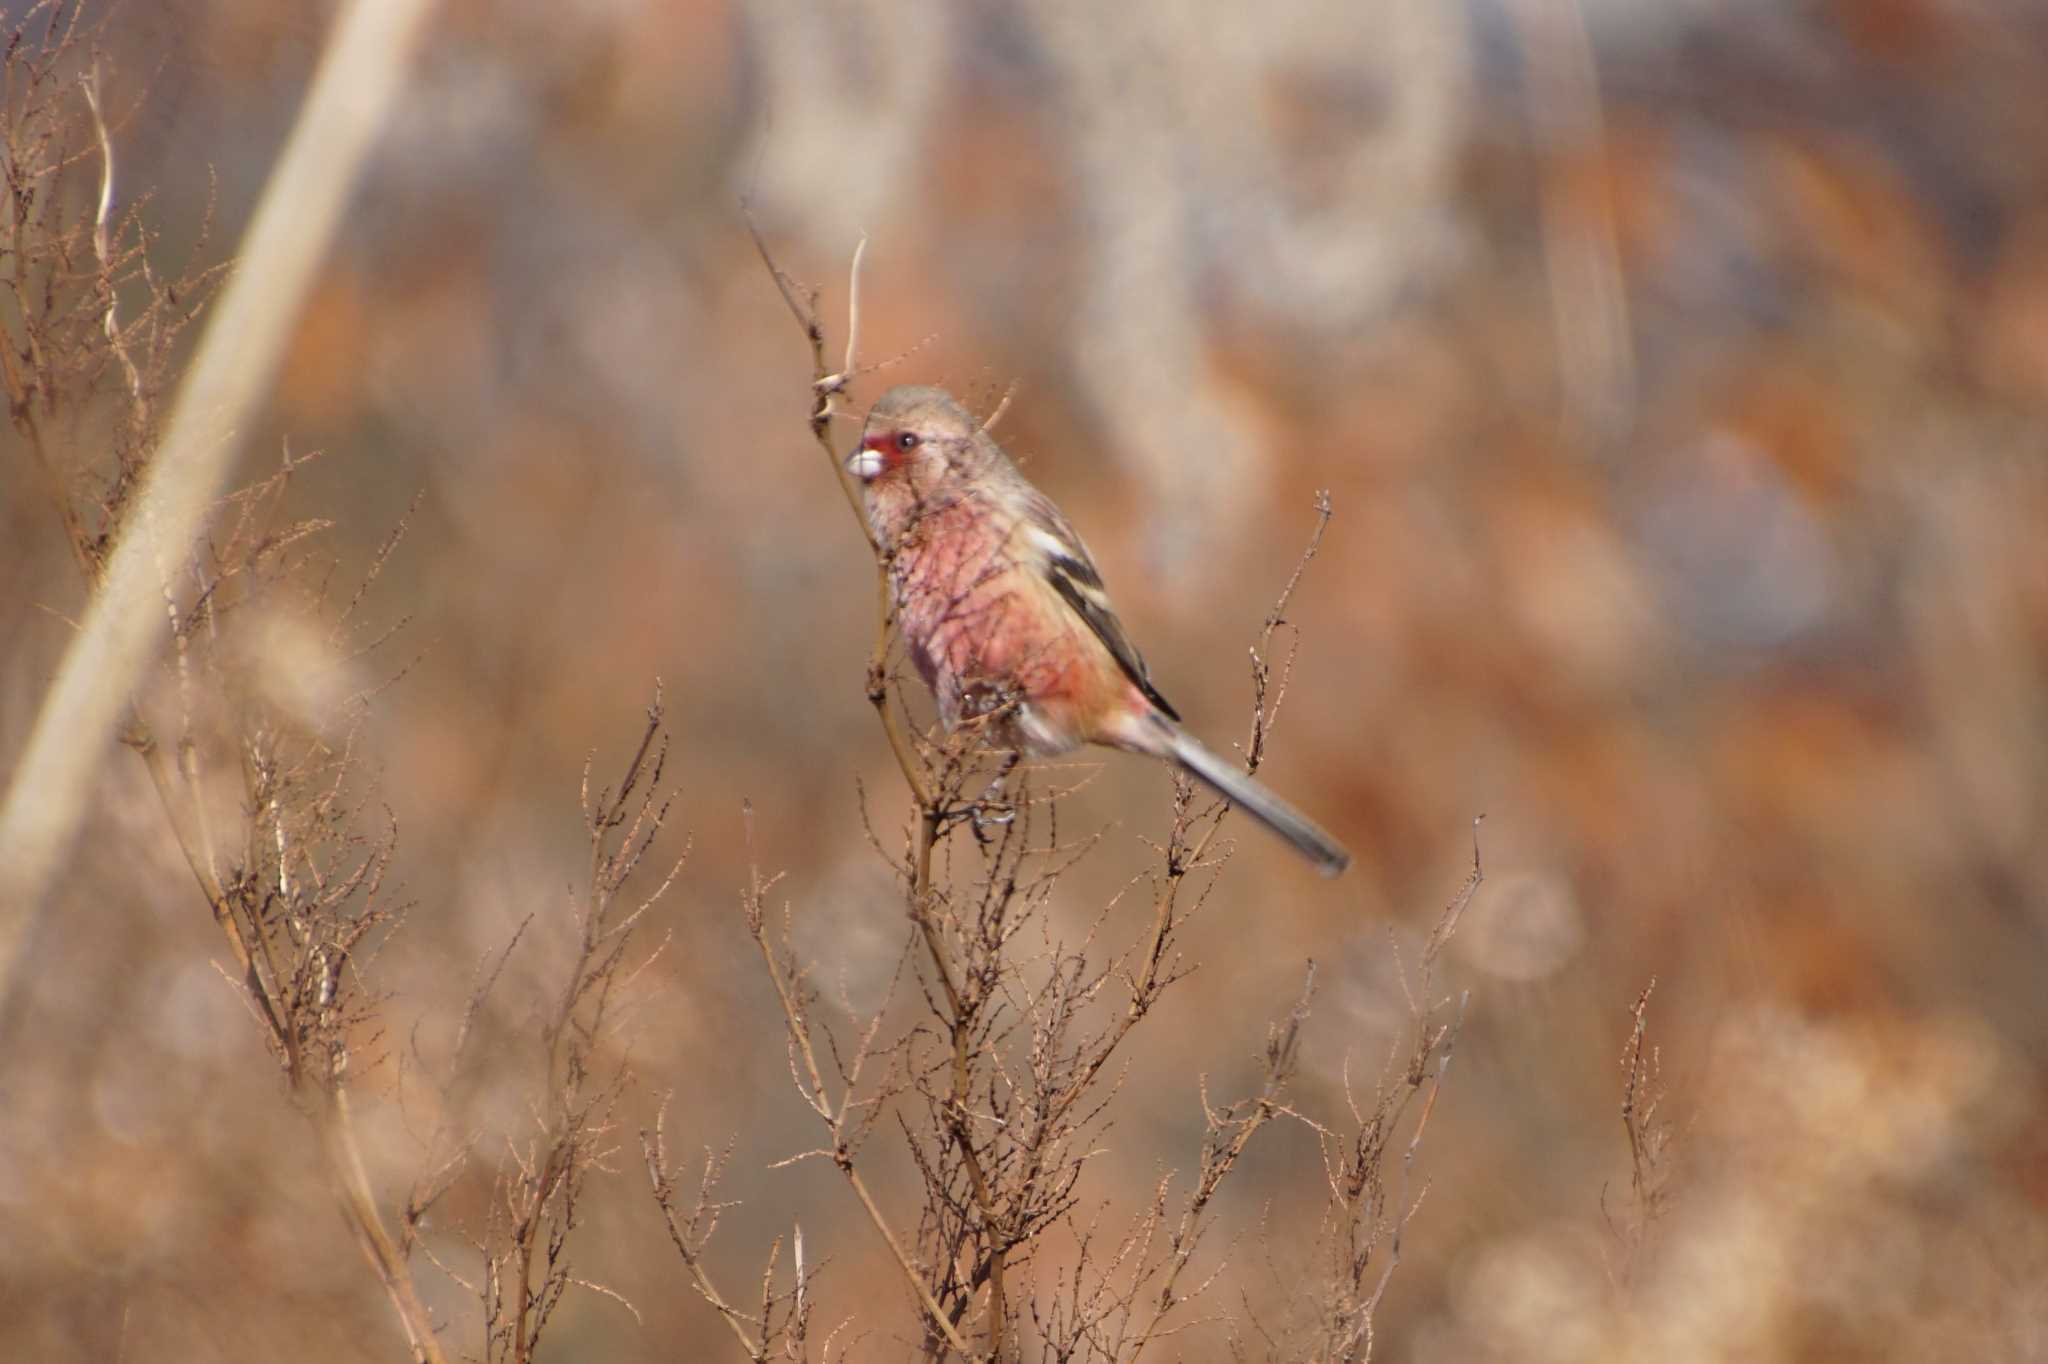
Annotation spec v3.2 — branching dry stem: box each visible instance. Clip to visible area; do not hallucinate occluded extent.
[724,230,1453,1364]
[0,14,447,1357]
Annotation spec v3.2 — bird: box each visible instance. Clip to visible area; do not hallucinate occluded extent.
[845,384,1351,877]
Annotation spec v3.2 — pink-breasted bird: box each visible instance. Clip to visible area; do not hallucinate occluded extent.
[846,385,1352,876]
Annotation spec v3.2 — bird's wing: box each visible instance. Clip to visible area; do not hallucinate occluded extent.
[1023,493,1182,723]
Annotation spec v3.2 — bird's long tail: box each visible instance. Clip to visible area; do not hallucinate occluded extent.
[1132,715,1352,877]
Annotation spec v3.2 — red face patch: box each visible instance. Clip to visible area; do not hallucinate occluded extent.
[860,429,923,475]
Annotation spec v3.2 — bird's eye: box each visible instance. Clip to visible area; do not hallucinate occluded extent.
[896,432,921,452]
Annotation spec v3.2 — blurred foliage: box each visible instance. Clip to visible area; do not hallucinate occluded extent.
[3,0,2047,1360]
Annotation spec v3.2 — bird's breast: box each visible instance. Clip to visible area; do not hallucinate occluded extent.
[886,502,1107,750]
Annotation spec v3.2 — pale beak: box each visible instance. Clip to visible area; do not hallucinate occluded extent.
[846,443,885,482]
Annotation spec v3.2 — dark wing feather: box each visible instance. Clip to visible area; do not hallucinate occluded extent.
[1028,495,1182,723]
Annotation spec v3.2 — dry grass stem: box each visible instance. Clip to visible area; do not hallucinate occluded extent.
[0,0,438,1010]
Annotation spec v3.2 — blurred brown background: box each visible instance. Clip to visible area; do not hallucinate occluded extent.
[5,0,2048,1359]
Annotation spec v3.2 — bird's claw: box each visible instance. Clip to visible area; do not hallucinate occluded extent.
[966,797,1017,850]
[934,797,1018,843]
[934,755,1023,846]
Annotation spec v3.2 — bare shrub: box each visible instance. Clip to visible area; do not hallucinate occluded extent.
[2,16,672,1360]
[638,240,1474,1362]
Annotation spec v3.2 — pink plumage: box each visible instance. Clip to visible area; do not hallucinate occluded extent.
[847,385,1351,877]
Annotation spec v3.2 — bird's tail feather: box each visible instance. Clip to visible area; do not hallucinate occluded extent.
[1144,718,1352,877]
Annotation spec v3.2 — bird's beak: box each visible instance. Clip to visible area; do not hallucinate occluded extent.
[845,441,884,483]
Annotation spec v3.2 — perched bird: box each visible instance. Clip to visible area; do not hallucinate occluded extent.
[846,385,1352,876]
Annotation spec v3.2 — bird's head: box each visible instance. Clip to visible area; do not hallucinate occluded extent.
[846,385,979,491]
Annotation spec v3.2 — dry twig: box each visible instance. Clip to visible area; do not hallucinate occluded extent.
[705,231,1419,1364]
[0,12,445,1358]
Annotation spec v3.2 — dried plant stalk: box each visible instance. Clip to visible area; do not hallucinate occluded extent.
[637,231,1462,1364]
[0,10,447,1359]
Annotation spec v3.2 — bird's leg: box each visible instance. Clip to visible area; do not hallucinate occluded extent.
[933,686,1023,841]
[934,751,1019,850]
[969,750,1021,833]
[933,751,1018,841]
